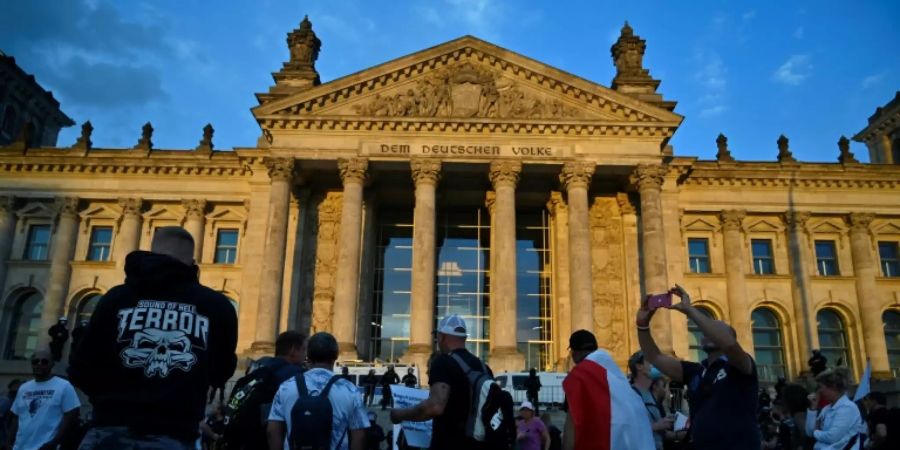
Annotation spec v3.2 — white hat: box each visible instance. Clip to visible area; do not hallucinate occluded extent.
[519,401,535,411]
[436,314,468,337]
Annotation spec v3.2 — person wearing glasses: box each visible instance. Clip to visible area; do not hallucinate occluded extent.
[6,349,80,450]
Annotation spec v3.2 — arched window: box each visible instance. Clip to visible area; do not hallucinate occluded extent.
[817,309,851,370]
[883,310,900,376]
[75,293,102,325]
[752,308,786,383]
[688,306,716,362]
[4,291,44,360]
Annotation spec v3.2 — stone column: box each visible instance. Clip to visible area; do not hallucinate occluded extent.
[785,211,817,370]
[720,210,753,352]
[560,161,595,332]
[848,213,891,377]
[333,158,368,360]
[182,199,207,264]
[403,159,441,370]
[251,158,295,353]
[39,197,80,348]
[114,198,143,273]
[488,160,525,373]
[0,196,17,292]
[631,165,672,353]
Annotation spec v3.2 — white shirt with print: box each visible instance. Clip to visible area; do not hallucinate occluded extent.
[11,376,80,450]
[268,367,370,450]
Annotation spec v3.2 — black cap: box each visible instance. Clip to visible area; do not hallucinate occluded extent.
[568,330,598,352]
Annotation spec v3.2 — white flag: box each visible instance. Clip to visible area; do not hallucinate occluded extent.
[853,359,872,402]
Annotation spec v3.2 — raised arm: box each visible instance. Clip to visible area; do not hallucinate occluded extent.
[636,295,684,382]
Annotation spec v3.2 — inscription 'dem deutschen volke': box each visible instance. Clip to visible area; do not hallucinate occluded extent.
[362,143,571,159]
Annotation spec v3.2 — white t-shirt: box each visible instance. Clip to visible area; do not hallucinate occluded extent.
[11,377,80,450]
[268,368,370,450]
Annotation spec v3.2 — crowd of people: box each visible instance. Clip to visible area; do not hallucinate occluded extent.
[1,225,898,450]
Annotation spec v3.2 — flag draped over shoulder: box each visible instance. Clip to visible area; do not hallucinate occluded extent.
[563,349,655,450]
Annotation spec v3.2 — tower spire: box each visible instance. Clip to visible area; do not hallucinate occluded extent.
[257,14,322,104]
[610,22,675,111]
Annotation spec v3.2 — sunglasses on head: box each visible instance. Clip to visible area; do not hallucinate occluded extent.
[31,358,51,365]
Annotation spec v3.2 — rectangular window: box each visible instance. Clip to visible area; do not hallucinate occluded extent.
[815,240,839,276]
[214,229,239,264]
[24,225,51,260]
[751,239,775,275]
[688,238,711,273]
[879,241,899,277]
[87,226,113,261]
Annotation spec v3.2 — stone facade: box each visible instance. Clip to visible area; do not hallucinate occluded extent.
[1,20,899,382]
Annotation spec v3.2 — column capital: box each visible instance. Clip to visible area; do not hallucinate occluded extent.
[559,161,595,190]
[784,211,811,229]
[615,192,636,215]
[848,212,875,235]
[719,210,747,231]
[0,196,16,216]
[117,198,143,218]
[546,191,567,214]
[54,197,80,219]
[489,160,521,188]
[338,157,369,185]
[264,157,296,182]
[485,191,496,214]
[411,158,441,186]
[182,199,208,220]
[630,164,667,192]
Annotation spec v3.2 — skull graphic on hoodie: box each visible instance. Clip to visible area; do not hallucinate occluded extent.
[117,300,209,378]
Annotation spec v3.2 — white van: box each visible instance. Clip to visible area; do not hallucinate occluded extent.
[494,372,567,407]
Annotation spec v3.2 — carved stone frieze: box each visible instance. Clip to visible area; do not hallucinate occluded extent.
[784,211,811,229]
[264,157,296,181]
[182,199,207,220]
[615,192,635,215]
[117,198,143,218]
[489,160,522,188]
[311,192,342,333]
[847,212,874,235]
[338,158,368,185]
[55,197,80,218]
[589,197,628,366]
[559,161,595,190]
[719,210,746,231]
[410,158,441,186]
[630,164,667,192]
[353,62,582,120]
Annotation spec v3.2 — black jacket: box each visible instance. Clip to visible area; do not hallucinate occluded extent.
[68,251,238,441]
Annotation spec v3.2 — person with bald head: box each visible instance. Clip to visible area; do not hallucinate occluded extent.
[6,349,80,450]
[69,226,238,449]
[636,284,760,450]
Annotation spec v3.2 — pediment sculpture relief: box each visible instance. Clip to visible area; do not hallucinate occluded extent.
[353,62,582,119]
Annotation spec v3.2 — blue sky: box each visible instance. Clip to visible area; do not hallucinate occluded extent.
[1,0,897,161]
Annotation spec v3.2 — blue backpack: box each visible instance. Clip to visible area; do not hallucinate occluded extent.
[289,374,344,450]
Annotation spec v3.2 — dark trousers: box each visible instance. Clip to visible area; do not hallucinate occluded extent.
[527,391,539,413]
[381,386,393,409]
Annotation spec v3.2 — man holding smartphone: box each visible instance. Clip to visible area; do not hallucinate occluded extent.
[636,285,760,450]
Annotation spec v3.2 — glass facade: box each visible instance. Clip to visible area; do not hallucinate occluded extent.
[4,291,44,360]
[687,306,715,362]
[24,224,51,261]
[815,240,839,276]
[688,238,710,273]
[87,226,113,261]
[515,212,553,371]
[817,309,850,369]
[751,239,775,275]
[369,215,413,362]
[879,241,899,277]
[751,308,786,383]
[884,310,900,376]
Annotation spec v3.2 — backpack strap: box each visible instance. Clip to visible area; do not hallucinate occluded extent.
[294,373,309,397]
[449,352,485,439]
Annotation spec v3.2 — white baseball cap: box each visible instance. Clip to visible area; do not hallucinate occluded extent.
[519,401,535,411]
[436,314,468,337]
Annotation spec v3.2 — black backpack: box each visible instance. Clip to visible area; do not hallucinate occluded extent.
[449,353,516,449]
[289,374,344,450]
[222,359,293,449]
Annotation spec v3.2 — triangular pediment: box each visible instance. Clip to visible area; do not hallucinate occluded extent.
[746,218,784,233]
[809,219,847,234]
[253,36,681,129]
[872,220,900,235]
[683,217,719,232]
[79,203,119,220]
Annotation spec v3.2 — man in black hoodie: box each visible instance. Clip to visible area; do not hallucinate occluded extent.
[69,226,237,450]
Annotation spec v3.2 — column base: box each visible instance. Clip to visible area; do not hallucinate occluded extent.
[489,346,526,374]
[338,342,360,362]
[401,344,434,384]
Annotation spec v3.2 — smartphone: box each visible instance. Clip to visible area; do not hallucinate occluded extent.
[647,292,672,310]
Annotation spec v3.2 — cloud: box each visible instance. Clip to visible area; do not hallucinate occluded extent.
[694,51,729,117]
[414,0,507,39]
[861,72,886,89]
[39,55,166,107]
[772,54,812,86]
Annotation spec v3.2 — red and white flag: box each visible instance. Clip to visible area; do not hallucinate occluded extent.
[563,349,655,450]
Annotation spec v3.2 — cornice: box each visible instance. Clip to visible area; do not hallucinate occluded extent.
[681,161,900,190]
[0,150,251,177]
